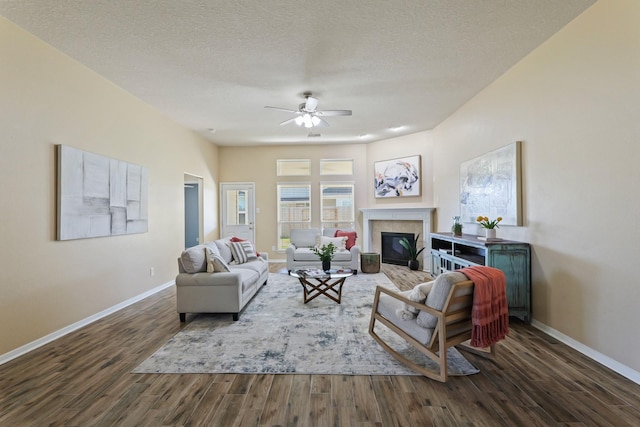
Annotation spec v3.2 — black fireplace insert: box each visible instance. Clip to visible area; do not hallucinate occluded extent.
[381,232,414,266]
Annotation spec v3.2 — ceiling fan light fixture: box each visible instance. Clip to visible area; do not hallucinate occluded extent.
[303,113,313,128]
[294,116,304,126]
[311,116,321,126]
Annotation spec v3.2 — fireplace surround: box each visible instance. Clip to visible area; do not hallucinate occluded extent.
[360,207,434,272]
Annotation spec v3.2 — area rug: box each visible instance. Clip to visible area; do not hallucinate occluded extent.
[133,272,479,376]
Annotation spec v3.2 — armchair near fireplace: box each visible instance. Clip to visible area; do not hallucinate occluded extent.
[286,228,360,273]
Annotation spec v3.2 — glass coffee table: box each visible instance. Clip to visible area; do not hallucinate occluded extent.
[290,268,354,304]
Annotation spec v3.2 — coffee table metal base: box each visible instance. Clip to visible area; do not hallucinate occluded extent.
[296,275,348,304]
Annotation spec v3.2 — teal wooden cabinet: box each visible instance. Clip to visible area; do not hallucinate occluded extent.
[429,232,531,323]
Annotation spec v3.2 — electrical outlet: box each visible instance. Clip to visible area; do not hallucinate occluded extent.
[150,267,155,277]
[272,245,276,251]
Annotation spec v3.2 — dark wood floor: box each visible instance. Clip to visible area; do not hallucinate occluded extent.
[2,263,640,426]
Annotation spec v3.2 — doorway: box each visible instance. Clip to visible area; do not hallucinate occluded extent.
[221,182,255,242]
[184,174,203,249]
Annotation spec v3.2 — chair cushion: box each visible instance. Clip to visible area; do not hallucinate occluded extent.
[417,272,467,328]
[335,230,358,249]
[378,292,433,345]
[291,228,321,248]
[331,249,351,261]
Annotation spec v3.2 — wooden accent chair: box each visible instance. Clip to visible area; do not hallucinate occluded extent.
[369,272,496,382]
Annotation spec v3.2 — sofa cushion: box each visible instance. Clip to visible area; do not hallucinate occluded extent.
[417,272,467,328]
[335,230,357,249]
[205,248,231,272]
[229,241,258,264]
[214,238,234,263]
[180,245,208,273]
[231,257,267,274]
[316,235,347,251]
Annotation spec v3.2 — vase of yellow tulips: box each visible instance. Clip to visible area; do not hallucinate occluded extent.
[476,215,502,239]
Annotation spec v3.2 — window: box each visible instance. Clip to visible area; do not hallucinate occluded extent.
[320,183,355,229]
[320,159,354,175]
[277,159,311,176]
[277,184,311,249]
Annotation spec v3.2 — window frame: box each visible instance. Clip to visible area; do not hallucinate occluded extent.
[276,182,312,250]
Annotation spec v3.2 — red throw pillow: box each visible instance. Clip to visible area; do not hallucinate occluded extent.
[229,236,261,256]
[335,230,357,250]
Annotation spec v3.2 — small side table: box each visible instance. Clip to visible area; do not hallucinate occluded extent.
[361,252,380,274]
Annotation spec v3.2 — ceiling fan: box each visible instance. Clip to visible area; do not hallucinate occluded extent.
[264,92,352,128]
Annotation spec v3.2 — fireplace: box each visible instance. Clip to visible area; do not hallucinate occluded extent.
[381,232,414,266]
[360,207,434,272]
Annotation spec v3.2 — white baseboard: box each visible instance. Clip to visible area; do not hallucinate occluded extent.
[531,319,640,386]
[0,280,175,366]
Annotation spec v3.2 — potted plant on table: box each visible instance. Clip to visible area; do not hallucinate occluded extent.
[451,216,463,236]
[312,242,336,271]
[476,215,502,239]
[398,233,424,271]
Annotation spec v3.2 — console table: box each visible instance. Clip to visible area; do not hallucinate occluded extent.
[429,232,531,323]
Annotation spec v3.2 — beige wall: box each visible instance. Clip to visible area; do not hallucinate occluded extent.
[366,131,435,209]
[218,144,369,259]
[3,0,639,378]
[432,0,640,371]
[0,18,220,355]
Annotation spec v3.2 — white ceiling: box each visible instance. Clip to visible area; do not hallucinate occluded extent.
[1,0,595,146]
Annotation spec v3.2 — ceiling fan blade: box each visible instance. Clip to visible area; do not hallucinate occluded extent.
[314,117,330,128]
[304,96,319,112]
[316,109,352,117]
[265,106,298,114]
[279,117,298,126]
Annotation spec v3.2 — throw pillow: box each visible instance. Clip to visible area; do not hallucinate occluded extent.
[335,230,357,250]
[180,245,207,273]
[229,236,261,256]
[229,241,259,264]
[395,285,427,320]
[205,248,231,272]
[316,235,347,251]
[416,272,467,328]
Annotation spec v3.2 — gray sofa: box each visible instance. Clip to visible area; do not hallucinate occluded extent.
[286,227,360,273]
[176,238,268,322]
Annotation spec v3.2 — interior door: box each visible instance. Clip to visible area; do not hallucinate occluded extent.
[184,183,200,248]
[221,182,255,242]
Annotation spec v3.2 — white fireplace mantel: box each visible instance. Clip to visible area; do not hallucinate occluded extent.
[360,207,435,271]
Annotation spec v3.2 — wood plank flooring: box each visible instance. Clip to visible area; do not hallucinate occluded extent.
[1,263,639,426]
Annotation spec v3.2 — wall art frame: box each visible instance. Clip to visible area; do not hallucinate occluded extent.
[459,141,522,226]
[374,155,421,198]
[57,144,148,240]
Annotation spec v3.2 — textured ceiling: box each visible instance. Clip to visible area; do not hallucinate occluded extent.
[0,0,595,146]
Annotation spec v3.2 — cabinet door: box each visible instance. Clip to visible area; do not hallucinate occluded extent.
[486,245,530,321]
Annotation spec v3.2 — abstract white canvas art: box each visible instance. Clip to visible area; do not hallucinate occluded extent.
[459,141,522,226]
[57,145,148,240]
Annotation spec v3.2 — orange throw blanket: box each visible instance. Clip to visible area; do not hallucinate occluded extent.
[459,266,509,347]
